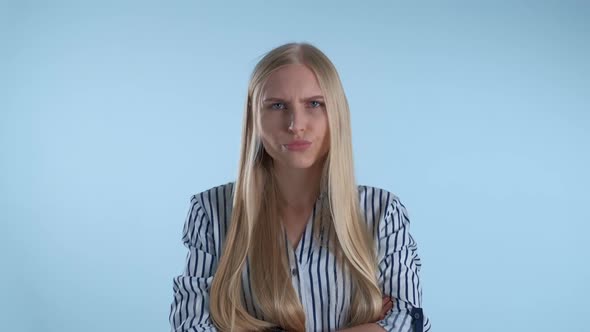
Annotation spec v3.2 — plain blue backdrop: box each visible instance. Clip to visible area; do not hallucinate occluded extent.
[1,1,588,331]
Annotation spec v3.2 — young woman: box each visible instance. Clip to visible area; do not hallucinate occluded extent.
[169,42,431,332]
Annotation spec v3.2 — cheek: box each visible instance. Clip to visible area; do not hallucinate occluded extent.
[259,132,276,150]
[260,136,279,158]
[259,121,283,151]
[316,115,329,139]
[260,113,284,134]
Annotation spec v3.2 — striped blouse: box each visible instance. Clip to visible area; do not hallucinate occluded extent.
[169,181,431,332]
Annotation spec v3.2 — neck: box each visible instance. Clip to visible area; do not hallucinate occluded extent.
[273,160,325,212]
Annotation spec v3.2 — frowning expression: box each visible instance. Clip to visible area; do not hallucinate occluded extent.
[259,64,330,169]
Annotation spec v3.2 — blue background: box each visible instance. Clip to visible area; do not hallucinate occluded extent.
[1,1,588,331]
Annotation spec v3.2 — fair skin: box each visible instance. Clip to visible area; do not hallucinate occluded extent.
[259,64,392,331]
[259,63,330,249]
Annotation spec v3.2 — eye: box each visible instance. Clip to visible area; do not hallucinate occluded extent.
[309,100,324,108]
[270,102,286,110]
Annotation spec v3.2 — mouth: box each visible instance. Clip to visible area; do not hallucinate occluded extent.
[283,141,312,151]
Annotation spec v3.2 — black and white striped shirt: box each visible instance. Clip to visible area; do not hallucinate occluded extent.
[169,181,431,332]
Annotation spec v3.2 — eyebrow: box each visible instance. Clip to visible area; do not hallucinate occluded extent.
[263,95,325,103]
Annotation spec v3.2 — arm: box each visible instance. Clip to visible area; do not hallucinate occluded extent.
[373,195,431,332]
[338,323,387,332]
[169,195,218,332]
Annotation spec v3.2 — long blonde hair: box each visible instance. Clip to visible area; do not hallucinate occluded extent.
[209,42,382,331]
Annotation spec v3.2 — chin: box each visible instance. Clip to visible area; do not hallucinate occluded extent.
[280,157,317,169]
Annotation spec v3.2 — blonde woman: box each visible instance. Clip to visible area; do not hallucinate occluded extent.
[169,42,431,332]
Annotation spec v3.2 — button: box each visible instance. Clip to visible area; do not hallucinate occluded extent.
[291,268,298,276]
[410,307,424,332]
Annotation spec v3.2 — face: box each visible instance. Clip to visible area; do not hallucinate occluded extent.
[258,64,330,170]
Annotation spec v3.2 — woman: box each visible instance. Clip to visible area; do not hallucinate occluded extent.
[169,42,430,332]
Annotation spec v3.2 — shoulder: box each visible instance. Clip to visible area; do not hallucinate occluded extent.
[184,181,236,232]
[190,180,236,215]
[181,181,236,253]
[356,184,405,215]
[356,184,411,232]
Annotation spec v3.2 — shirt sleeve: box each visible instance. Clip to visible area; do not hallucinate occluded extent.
[169,195,219,332]
[375,195,431,332]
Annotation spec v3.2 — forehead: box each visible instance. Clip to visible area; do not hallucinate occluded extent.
[262,64,322,97]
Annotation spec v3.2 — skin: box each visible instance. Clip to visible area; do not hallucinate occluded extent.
[259,63,330,248]
[258,64,392,332]
[337,296,393,332]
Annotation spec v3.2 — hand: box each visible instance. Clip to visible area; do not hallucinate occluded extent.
[375,296,394,322]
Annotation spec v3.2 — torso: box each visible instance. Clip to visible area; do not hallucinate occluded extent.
[282,209,314,250]
[188,181,410,331]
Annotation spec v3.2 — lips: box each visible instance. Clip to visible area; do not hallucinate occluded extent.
[284,140,312,151]
[286,139,311,146]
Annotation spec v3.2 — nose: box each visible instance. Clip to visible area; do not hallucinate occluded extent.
[287,106,306,133]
